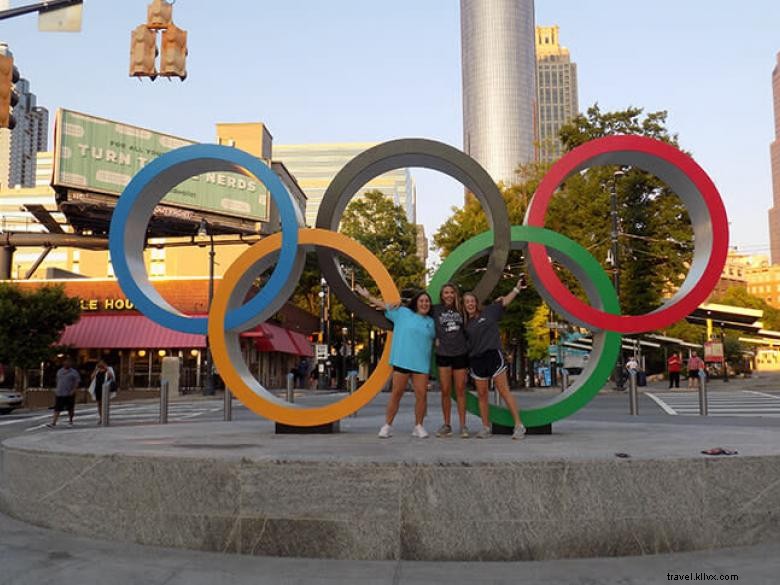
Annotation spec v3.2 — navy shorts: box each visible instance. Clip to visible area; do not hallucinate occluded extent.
[469,350,507,380]
[54,395,75,412]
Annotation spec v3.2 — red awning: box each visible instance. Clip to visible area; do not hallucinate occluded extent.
[59,314,206,349]
[289,330,314,357]
[253,323,300,355]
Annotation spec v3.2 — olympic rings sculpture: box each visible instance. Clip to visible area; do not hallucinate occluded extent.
[109,136,728,427]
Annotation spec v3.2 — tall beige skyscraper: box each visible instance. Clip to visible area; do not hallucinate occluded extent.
[536,25,579,162]
[461,0,537,186]
[769,52,780,264]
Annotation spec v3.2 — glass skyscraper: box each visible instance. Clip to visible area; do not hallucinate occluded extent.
[461,0,537,186]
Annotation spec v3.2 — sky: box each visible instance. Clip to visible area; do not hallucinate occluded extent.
[1,0,779,263]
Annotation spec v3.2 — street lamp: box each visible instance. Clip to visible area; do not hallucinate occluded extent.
[609,169,625,390]
[720,322,729,383]
[318,277,328,389]
[198,219,216,395]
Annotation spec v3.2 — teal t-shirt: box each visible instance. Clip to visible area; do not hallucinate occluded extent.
[385,306,435,374]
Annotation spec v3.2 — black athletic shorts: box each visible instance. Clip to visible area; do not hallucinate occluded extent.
[688,369,700,379]
[393,366,427,376]
[54,394,75,412]
[469,350,507,380]
[435,353,469,370]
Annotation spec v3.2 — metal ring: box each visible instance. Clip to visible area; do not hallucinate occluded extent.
[108,144,303,335]
[428,226,622,427]
[524,135,729,334]
[209,228,400,426]
[315,138,511,329]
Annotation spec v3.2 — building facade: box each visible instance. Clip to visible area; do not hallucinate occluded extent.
[461,0,537,185]
[536,25,579,162]
[0,45,48,189]
[272,142,416,227]
[769,52,780,264]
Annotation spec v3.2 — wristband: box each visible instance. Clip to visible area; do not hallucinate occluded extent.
[512,287,520,294]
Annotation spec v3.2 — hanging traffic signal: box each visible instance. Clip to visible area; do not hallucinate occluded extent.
[159,23,187,80]
[146,0,173,30]
[0,54,19,130]
[129,24,158,79]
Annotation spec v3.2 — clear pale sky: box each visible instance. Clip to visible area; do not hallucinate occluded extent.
[1,0,779,262]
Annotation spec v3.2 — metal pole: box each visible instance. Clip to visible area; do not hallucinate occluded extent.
[721,327,729,383]
[0,0,82,22]
[286,372,295,403]
[101,383,110,427]
[204,231,216,395]
[561,369,569,392]
[223,387,232,421]
[348,372,357,417]
[610,171,625,390]
[628,369,639,415]
[698,371,708,416]
[159,380,169,424]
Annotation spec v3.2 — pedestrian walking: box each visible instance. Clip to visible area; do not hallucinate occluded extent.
[356,285,436,439]
[88,360,115,425]
[667,352,681,388]
[463,276,527,440]
[431,282,470,438]
[47,357,81,428]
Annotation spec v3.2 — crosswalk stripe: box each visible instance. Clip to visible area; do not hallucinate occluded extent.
[645,390,780,417]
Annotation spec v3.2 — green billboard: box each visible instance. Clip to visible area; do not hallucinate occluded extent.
[52,109,269,222]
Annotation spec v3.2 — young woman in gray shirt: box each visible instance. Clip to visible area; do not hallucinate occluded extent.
[463,277,526,440]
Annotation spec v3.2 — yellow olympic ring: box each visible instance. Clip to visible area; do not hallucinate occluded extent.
[209,228,400,426]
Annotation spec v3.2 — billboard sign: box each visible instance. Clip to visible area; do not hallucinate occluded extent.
[52,109,269,222]
[704,340,724,362]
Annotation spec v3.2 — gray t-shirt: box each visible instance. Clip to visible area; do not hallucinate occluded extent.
[431,304,468,357]
[55,367,81,397]
[464,302,504,357]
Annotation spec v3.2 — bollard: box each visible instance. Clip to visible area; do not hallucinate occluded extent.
[561,369,569,392]
[628,369,639,415]
[698,370,708,416]
[101,381,111,427]
[348,373,358,417]
[159,380,169,424]
[223,387,233,421]
[286,372,295,404]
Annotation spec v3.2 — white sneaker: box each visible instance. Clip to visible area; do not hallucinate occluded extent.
[378,424,392,438]
[513,424,527,440]
[412,424,429,439]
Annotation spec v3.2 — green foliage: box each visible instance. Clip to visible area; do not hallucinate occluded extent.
[339,190,426,293]
[0,283,81,371]
[550,104,694,316]
[525,303,553,360]
[710,286,780,331]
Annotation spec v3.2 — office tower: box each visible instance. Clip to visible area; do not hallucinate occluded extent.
[272,142,416,228]
[536,25,579,162]
[461,0,537,186]
[769,52,780,263]
[0,48,48,189]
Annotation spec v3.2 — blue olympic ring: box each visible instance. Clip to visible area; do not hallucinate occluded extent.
[108,144,302,335]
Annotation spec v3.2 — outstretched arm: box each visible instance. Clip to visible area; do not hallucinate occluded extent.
[355,284,399,310]
[497,276,528,307]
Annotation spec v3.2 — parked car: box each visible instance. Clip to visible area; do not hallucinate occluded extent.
[0,389,23,414]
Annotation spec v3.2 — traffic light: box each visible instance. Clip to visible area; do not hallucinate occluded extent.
[129,24,158,79]
[159,23,187,80]
[0,54,19,130]
[146,0,173,30]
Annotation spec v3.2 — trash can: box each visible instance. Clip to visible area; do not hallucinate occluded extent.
[637,370,647,387]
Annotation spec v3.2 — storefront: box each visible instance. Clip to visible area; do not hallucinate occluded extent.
[11,277,316,391]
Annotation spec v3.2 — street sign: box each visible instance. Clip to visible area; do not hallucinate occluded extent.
[315,344,328,360]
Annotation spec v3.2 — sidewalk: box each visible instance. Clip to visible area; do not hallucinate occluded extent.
[1,511,777,585]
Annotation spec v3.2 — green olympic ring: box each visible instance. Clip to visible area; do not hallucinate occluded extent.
[427,226,622,428]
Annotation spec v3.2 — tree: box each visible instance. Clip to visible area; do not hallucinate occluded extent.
[0,283,81,390]
[550,104,694,317]
[710,286,780,331]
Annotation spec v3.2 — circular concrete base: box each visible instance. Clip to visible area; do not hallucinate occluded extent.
[2,419,780,561]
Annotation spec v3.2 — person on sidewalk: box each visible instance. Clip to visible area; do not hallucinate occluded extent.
[47,357,81,428]
[463,277,527,440]
[356,285,436,439]
[431,282,470,439]
[667,352,682,388]
[88,360,115,426]
[687,351,704,388]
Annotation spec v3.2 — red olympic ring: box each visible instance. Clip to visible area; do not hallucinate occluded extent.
[525,135,729,334]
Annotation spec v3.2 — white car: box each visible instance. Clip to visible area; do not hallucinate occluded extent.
[0,390,23,414]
